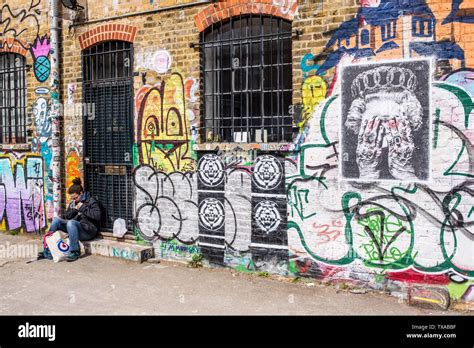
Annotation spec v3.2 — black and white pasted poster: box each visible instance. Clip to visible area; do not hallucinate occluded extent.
[340,59,432,182]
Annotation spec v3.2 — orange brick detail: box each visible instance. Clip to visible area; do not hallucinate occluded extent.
[78,24,138,50]
[194,0,297,32]
[0,38,28,56]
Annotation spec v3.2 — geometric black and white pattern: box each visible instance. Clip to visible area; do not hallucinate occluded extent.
[198,153,226,191]
[253,200,281,234]
[252,155,285,194]
[198,197,225,231]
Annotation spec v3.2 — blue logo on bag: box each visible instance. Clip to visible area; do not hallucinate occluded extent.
[57,240,70,252]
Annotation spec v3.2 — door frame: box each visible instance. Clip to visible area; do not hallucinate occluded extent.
[80,41,135,232]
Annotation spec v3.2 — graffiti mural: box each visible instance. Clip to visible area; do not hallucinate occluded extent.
[287,80,473,279]
[0,1,41,49]
[272,0,298,16]
[300,76,327,130]
[135,72,196,173]
[0,154,46,233]
[128,0,474,306]
[314,0,465,77]
[32,97,53,219]
[442,0,474,24]
[30,35,51,83]
[340,60,432,181]
[135,49,172,75]
[134,153,289,270]
[65,149,81,202]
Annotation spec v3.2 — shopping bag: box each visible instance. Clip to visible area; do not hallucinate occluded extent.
[45,231,84,263]
[113,218,127,238]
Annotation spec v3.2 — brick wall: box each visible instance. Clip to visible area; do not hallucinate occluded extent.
[61,0,473,309]
[0,0,471,309]
[0,0,54,234]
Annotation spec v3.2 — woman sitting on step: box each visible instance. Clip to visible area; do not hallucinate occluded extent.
[39,178,102,262]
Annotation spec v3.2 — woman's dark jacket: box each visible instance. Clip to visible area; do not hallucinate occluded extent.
[63,192,101,236]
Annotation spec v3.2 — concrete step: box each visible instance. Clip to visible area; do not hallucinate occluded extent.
[82,239,154,263]
[98,231,138,244]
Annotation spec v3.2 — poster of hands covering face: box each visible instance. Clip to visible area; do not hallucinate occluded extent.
[341,60,431,182]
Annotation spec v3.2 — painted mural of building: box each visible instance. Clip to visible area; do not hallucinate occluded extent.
[0,0,473,310]
[316,0,465,75]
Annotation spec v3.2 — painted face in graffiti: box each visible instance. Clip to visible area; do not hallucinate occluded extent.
[33,98,52,143]
[136,73,193,173]
[353,92,421,180]
[343,63,428,181]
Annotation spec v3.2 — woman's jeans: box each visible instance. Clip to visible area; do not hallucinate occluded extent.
[49,218,91,252]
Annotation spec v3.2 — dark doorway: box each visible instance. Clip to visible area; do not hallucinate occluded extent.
[82,41,134,231]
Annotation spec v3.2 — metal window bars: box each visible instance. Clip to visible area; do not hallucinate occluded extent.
[0,53,27,144]
[82,41,134,231]
[201,14,293,143]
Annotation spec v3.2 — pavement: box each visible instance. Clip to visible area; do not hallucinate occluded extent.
[0,233,469,315]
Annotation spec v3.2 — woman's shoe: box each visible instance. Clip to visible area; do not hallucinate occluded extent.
[38,249,53,260]
[66,250,81,262]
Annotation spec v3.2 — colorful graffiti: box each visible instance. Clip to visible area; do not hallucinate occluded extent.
[0,1,41,49]
[442,0,474,24]
[313,0,465,78]
[135,49,172,75]
[32,97,53,219]
[0,154,46,233]
[300,76,327,129]
[30,35,51,83]
[65,149,81,202]
[134,153,289,269]
[135,72,196,173]
[272,0,298,16]
[287,79,473,279]
[128,0,474,306]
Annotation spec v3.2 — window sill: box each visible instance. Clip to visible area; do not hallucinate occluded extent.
[192,142,296,152]
[0,143,32,152]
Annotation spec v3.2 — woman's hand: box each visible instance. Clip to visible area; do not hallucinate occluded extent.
[384,117,417,180]
[356,117,384,179]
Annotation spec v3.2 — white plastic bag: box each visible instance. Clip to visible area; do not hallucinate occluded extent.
[45,231,84,263]
[113,218,127,238]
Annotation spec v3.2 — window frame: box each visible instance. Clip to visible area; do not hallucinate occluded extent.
[200,14,294,144]
[412,17,433,37]
[381,21,397,42]
[360,29,370,46]
[0,53,28,145]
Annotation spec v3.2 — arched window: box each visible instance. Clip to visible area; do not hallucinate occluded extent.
[0,53,27,144]
[201,15,293,143]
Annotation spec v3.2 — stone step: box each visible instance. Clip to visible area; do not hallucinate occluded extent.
[82,239,154,263]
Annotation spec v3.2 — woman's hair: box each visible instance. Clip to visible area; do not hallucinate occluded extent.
[68,178,84,195]
[345,89,423,134]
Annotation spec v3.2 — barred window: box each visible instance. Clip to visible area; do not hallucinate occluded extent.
[0,53,27,144]
[201,15,293,143]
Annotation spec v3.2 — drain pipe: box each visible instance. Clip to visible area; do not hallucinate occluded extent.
[49,0,63,217]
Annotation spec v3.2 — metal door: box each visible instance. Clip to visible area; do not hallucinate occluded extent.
[82,41,134,231]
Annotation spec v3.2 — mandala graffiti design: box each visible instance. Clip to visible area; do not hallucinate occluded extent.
[254,201,281,234]
[198,154,225,187]
[252,155,283,190]
[199,198,225,231]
